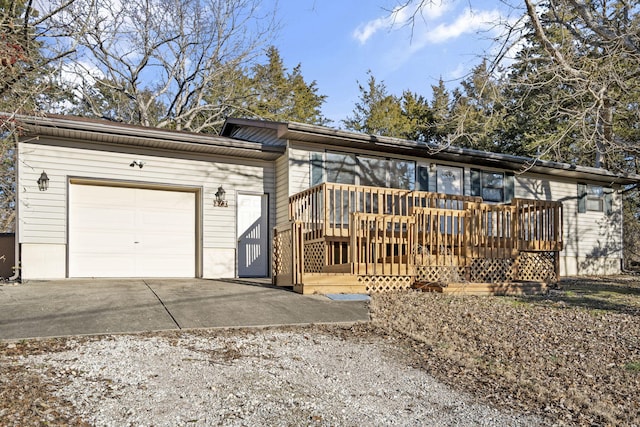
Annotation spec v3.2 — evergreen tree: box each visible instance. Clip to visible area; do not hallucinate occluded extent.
[244,46,328,125]
[449,60,515,153]
[428,78,455,144]
[343,71,411,138]
[399,90,431,142]
[505,0,640,172]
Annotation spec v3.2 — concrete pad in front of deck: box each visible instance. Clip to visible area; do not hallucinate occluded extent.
[0,279,370,340]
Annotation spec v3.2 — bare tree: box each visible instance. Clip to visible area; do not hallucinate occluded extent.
[59,0,279,132]
[387,0,640,172]
[514,0,640,171]
[1,0,89,232]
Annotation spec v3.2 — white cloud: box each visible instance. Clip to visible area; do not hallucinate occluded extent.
[352,1,452,45]
[425,8,503,44]
[448,63,466,80]
[352,15,391,44]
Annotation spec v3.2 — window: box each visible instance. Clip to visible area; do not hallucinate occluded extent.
[578,184,613,214]
[587,185,604,211]
[311,151,415,190]
[388,158,415,190]
[325,152,356,184]
[358,156,387,187]
[471,169,515,203]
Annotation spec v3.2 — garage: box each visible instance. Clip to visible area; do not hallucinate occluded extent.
[69,183,197,277]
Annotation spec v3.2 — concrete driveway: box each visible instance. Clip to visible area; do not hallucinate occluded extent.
[0,279,370,340]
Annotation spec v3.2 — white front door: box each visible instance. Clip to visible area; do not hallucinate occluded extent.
[69,184,196,277]
[236,193,268,277]
[436,165,463,195]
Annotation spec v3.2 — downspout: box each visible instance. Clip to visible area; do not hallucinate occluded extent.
[8,130,20,282]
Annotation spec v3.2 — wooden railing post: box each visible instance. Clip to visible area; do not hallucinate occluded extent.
[350,212,358,275]
[291,221,303,285]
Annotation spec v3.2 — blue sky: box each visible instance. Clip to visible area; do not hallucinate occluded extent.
[271,0,517,126]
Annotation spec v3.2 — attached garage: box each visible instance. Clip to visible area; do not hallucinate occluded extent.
[68,183,197,278]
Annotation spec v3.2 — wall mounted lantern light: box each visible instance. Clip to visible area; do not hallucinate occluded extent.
[37,171,49,191]
[214,186,228,207]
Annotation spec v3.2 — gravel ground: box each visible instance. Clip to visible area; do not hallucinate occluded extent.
[2,275,639,426]
[2,327,544,426]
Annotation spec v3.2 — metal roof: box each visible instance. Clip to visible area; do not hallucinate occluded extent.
[11,114,285,160]
[223,118,640,186]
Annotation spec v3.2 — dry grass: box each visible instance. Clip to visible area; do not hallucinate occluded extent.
[0,339,90,426]
[368,275,640,426]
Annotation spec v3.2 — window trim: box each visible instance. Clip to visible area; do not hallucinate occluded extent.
[470,168,514,203]
[578,183,613,214]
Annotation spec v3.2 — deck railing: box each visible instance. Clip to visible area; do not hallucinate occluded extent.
[289,182,481,239]
[351,213,415,276]
[275,182,564,287]
[514,198,563,251]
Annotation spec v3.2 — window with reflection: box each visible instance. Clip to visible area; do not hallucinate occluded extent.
[311,151,415,190]
[578,184,609,213]
[358,156,387,187]
[471,169,514,203]
[325,152,356,185]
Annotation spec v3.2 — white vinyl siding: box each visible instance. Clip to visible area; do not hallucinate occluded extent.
[275,149,290,225]
[516,174,622,275]
[18,139,275,278]
[288,147,311,196]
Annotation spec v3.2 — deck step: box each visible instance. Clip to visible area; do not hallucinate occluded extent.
[296,273,366,295]
[413,281,548,296]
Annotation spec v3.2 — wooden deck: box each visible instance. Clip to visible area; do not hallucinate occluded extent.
[413,281,550,296]
[273,183,563,295]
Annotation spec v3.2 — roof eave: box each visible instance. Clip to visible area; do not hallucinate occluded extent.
[15,114,284,160]
[282,122,640,186]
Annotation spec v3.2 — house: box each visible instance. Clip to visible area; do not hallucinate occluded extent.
[8,114,640,293]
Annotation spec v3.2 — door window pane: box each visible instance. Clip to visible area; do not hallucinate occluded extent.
[436,166,463,195]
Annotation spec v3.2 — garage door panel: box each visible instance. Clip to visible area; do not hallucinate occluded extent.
[71,229,134,252]
[72,206,136,231]
[140,233,193,252]
[135,254,194,277]
[70,253,136,277]
[69,184,196,278]
[136,209,194,231]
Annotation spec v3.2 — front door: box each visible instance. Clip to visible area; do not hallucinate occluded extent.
[237,193,268,277]
[436,165,463,196]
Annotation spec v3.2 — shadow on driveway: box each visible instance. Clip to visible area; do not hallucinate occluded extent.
[0,279,370,340]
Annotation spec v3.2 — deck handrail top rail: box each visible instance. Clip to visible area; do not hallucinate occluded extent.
[288,181,485,204]
[351,212,416,220]
[411,206,476,214]
[512,197,563,206]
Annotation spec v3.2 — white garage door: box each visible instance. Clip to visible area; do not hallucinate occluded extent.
[69,184,196,277]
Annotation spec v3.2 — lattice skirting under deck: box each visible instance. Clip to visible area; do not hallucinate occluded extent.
[413,252,557,285]
[516,251,556,282]
[304,241,326,273]
[273,231,292,277]
[359,275,413,293]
